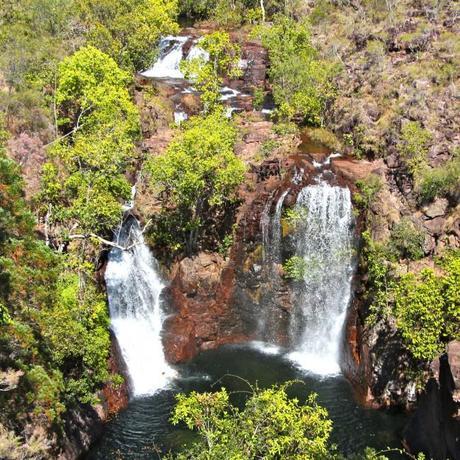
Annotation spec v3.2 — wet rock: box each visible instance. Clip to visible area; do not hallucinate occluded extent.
[423,198,449,219]
[102,335,129,415]
[404,342,460,460]
[58,404,106,460]
[162,253,248,363]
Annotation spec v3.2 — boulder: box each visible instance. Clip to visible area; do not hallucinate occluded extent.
[423,216,446,236]
[423,198,449,219]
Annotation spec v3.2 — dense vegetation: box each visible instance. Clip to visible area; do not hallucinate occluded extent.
[0,0,458,457]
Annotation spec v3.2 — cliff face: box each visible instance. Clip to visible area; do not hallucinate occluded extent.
[404,341,460,460]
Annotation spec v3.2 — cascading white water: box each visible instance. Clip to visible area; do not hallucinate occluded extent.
[271,190,289,264]
[141,36,189,79]
[287,182,354,376]
[105,220,176,397]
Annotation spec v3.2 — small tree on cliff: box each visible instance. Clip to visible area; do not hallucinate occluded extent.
[147,110,245,255]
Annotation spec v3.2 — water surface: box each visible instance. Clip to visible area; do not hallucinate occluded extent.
[88,345,407,459]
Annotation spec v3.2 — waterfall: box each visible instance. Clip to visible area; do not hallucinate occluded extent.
[141,36,189,79]
[271,190,289,264]
[105,220,176,397]
[287,182,354,376]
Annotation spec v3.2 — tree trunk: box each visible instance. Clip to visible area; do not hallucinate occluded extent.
[260,0,266,22]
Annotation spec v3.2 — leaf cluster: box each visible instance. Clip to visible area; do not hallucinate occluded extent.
[147,111,245,255]
[255,16,339,125]
[169,383,334,459]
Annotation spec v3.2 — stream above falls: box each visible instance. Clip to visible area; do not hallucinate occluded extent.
[87,345,407,459]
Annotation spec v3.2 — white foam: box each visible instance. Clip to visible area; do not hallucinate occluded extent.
[105,222,177,397]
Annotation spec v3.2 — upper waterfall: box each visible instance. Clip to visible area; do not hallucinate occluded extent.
[105,219,176,397]
[141,36,189,79]
[287,182,354,375]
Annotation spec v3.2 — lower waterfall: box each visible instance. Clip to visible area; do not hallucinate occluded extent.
[287,182,355,376]
[104,219,176,397]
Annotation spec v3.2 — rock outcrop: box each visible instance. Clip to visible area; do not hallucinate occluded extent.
[404,341,460,460]
[162,252,248,363]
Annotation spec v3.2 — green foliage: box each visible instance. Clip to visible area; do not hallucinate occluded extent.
[387,218,425,261]
[256,16,338,125]
[361,230,395,325]
[39,269,110,403]
[0,422,50,460]
[307,128,341,151]
[26,366,65,423]
[42,46,139,235]
[399,121,432,176]
[416,152,460,202]
[180,32,242,112]
[365,244,460,361]
[395,269,446,361]
[148,111,245,255]
[354,174,383,211]
[0,0,77,132]
[283,256,307,281]
[252,87,265,110]
[78,0,179,70]
[281,207,308,235]
[170,383,334,459]
[259,139,280,158]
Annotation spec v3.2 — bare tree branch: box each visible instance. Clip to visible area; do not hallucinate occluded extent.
[68,220,152,251]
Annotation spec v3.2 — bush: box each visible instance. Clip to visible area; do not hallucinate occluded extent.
[283,255,307,280]
[416,152,460,202]
[387,217,425,261]
[308,127,341,151]
[148,111,245,255]
[399,121,432,176]
[255,16,338,125]
[354,174,383,211]
[395,269,444,361]
[80,0,179,70]
[180,31,241,112]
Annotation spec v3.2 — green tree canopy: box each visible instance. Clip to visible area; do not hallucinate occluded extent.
[42,46,140,236]
[147,111,245,255]
[256,15,338,125]
[78,0,179,70]
[170,383,334,459]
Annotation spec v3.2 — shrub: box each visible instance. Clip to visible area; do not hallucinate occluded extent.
[387,218,425,261]
[399,121,432,176]
[148,111,245,255]
[180,32,241,112]
[283,255,307,280]
[395,269,446,361]
[308,127,341,151]
[80,0,179,70]
[255,16,338,125]
[354,174,383,211]
[416,152,460,202]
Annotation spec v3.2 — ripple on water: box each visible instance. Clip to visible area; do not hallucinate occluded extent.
[87,346,407,459]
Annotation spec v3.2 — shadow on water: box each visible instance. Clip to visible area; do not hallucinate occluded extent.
[87,345,407,459]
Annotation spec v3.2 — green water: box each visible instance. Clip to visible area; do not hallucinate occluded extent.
[87,344,407,459]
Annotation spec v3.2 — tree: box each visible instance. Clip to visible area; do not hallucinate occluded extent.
[170,383,334,459]
[256,16,338,125]
[41,46,140,237]
[180,31,242,112]
[77,0,179,70]
[147,111,245,255]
